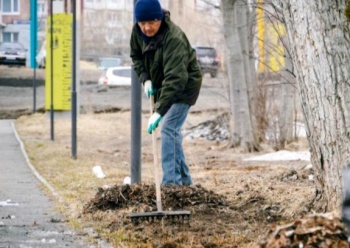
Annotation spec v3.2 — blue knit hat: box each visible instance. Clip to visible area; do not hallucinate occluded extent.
[134,0,163,22]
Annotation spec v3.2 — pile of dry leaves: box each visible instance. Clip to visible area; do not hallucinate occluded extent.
[83,183,228,214]
[260,213,349,247]
[83,183,350,247]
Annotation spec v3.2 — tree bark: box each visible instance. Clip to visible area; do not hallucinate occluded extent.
[221,0,241,146]
[279,49,295,145]
[276,0,350,212]
[221,0,259,151]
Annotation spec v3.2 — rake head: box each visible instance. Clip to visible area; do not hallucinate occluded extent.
[129,210,191,224]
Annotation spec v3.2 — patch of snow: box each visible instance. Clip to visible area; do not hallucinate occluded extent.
[0,199,19,206]
[48,239,56,244]
[295,122,307,137]
[183,113,230,141]
[243,150,310,161]
[304,164,313,170]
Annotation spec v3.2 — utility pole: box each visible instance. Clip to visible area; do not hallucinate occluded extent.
[71,0,77,159]
[130,0,142,184]
[50,0,55,141]
[30,0,38,113]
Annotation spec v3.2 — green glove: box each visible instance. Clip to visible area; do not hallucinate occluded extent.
[147,113,162,134]
[144,80,156,98]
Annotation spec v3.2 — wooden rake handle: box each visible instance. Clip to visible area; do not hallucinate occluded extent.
[150,95,162,212]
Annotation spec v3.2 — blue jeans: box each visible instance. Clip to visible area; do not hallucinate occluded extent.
[160,103,192,185]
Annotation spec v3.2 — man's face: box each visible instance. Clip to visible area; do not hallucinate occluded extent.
[137,20,162,37]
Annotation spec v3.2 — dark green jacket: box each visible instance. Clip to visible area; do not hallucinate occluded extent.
[130,11,202,116]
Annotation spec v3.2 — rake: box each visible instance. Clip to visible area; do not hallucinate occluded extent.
[129,95,191,223]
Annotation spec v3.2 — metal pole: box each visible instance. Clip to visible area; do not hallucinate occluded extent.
[130,65,142,184]
[30,0,38,113]
[130,0,142,184]
[71,0,77,159]
[50,0,54,141]
[33,69,36,112]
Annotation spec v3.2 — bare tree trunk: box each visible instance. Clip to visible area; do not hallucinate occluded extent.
[235,0,255,151]
[280,29,297,142]
[221,0,240,146]
[275,0,350,212]
[279,53,295,145]
[221,0,259,151]
[247,0,260,148]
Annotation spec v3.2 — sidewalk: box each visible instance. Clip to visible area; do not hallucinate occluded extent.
[0,120,91,247]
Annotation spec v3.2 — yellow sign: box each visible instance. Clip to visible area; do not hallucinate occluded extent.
[266,23,286,72]
[257,21,286,73]
[256,1,286,73]
[45,13,72,110]
[257,0,265,72]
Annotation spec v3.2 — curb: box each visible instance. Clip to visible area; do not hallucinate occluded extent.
[11,121,62,203]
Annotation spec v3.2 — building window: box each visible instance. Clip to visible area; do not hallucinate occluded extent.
[38,2,46,16]
[3,32,19,42]
[2,0,19,14]
[110,12,116,21]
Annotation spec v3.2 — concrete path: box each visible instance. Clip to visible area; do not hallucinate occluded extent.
[0,120,92,248]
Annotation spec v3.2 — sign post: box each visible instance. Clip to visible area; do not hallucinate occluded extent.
[45,13,73,111]
[30,0,37,112]
[71,0,77,159]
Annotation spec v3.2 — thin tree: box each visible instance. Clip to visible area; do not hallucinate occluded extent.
[221,0,260,151]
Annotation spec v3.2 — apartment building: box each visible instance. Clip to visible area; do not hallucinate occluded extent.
[0,0,30,47]
[82,0,223,63]
[1,0,220,66]
[80,0,220,63]
[83,0,133,60]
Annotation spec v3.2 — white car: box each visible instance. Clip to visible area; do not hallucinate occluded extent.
[98,66,131,86]
[0,42,27,65]
[35,40,46,68]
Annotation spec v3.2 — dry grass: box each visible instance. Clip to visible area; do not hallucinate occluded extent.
[15,111,315,247]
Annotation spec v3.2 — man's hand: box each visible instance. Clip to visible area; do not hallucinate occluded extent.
[144,80,156,98]
[148,113,162,134]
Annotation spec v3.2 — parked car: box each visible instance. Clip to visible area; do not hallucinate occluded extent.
[97,57,123,70]
[193,46,220,78]
[98,66,131,86]
[36,40,46,68]
[0,42,27,66]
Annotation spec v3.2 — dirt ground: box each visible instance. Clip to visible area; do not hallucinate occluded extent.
[13,109,349,248]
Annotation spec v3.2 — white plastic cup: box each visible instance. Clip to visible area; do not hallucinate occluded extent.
[92,165,106,179]
[123,176,131,185]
